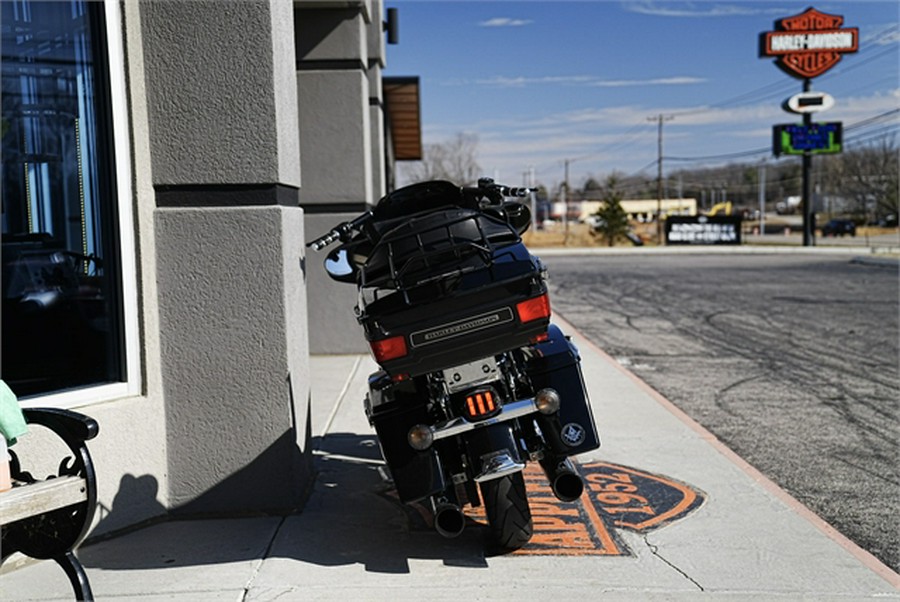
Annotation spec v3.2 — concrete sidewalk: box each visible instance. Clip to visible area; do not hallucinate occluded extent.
[3,319,898,600]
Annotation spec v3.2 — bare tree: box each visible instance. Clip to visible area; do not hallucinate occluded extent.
[401,132,481,186]
[833,135,898,223]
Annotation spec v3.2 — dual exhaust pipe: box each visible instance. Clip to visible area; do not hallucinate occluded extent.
[433,500,467,538]
[431,456,584,538]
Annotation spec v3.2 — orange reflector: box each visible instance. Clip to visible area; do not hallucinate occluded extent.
[369,335,408,363]
[517,293,551,323]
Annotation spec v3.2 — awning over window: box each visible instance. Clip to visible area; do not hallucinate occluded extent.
[383,76,422,161]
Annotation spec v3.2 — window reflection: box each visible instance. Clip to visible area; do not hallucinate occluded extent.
[2,0,123,396]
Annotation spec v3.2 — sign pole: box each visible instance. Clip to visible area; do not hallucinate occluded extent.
[759,7,858,248]
[802,79,814,246]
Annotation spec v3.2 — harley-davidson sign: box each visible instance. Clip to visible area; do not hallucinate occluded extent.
[760,7,858,79]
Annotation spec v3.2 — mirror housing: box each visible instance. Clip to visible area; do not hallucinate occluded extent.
[324,248,358,283]
[504,201,532,235]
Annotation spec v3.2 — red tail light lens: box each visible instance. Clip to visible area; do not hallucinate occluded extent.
[464,390,499,420]
[516,293,551,323]
[370,335,408,362]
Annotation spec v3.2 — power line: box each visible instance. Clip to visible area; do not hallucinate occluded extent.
[530,29,897,184]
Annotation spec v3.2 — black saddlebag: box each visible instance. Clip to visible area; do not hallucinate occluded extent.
[527,325,600,457]
[365,372,447,503]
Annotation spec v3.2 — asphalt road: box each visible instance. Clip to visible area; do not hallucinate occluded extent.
[541,252,899,571]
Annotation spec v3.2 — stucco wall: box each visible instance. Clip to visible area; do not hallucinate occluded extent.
[140,0,311,513]
[141,0,300,187]
[155,207,310,513]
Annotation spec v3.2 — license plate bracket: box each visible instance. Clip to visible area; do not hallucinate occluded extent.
[442,357,499,393]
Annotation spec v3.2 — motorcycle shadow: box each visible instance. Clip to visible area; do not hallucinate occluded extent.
[272,432,490,573]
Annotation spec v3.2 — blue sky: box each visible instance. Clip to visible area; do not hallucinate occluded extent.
[383,1,899,189]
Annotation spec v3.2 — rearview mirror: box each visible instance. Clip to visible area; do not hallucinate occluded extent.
[504,201,532,235]
[324,248,358,283]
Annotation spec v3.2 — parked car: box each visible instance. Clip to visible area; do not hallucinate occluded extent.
[821,219,856,237]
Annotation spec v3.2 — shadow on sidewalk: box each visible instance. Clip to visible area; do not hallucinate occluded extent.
[267,432,492,573]
[77,433,490,575]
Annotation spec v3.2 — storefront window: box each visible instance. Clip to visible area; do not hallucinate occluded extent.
[2,0,125,397]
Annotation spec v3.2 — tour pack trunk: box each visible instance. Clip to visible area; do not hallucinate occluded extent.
[358,209,550,377]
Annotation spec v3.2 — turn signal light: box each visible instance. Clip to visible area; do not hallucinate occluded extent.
[408,424,434,450]
[516,293,551,323]
[370,335,407,363]
[464,390,498,420]
[535,388,561,415]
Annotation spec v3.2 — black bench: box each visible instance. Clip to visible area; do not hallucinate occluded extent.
[1,408,99,601]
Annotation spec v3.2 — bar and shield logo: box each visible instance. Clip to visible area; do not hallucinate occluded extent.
[760,7,858,79]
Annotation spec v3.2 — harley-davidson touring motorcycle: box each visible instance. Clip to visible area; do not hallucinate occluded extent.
[308,178,599,552]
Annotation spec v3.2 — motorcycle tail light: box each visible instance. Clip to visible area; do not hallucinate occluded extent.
[370,335,407,362]
[464,390,500,421]
[530,332,550,344]
[516,293,551,323]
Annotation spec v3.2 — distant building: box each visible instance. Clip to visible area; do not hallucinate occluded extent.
[579,199,698,222]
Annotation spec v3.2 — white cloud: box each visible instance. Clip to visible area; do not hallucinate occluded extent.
[623,2,785,18]
[461,74,705,88]
[479,17,533,27]
[862,23,900,46]
[590,76,708,87]
[414,91,900,186]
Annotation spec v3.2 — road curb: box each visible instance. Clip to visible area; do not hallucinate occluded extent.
[533,245,898,257]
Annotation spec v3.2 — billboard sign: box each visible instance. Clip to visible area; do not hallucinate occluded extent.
[665,216,742,245]
[760,7,858,79]
[773,122,842,156]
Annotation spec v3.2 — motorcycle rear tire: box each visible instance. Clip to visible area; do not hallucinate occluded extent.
[480,471,533,553]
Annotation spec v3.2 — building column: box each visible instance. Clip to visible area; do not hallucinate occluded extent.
[140,0,311,513]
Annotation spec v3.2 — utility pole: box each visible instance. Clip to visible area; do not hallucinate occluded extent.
[529,165,536,230]
[562,158,570,244]
[758,160,766,238]
[649,114,673,244]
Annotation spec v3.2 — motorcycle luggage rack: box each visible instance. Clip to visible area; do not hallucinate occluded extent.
[361,209,520,306]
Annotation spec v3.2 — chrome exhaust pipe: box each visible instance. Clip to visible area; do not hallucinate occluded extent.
[432,500,466,538]
[540,456,584,502]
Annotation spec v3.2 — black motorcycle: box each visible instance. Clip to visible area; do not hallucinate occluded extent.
[308,178,599,552]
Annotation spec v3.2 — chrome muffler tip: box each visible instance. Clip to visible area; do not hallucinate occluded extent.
[540,456,584,503]
[433,501,466,538]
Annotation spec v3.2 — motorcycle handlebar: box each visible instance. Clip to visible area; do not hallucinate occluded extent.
[499,186,537,198]
[470,178,535,200]
[308,230,341,252]
[307,210,373,252]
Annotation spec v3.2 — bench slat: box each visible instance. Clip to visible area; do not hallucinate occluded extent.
[0,476,87,525]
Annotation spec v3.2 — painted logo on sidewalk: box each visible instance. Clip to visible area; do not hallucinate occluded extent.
[392,459,705,556]
[464,461,706,556]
